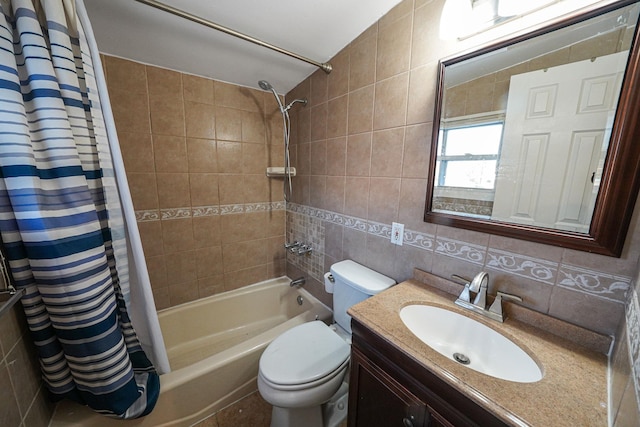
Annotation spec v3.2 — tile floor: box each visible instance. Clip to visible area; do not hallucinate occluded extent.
[192,391,348,427]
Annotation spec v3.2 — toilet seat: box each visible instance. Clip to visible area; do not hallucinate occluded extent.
[259,321,350,387]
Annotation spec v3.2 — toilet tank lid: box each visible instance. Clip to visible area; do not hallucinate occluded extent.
[330,260,395,295]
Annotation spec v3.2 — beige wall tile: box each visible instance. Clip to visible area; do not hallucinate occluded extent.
[244,174,270,203]
[215,81,261,112]
[296,142,311,175]
[376,13,413,81]
[310,70,328,107]
[119,132,155,173]
[220,213,267,244]
[168,280,199,306]
[217,141,243,174]
[350,31,377,91]
[190,173,219,206]
[156,173,191,208]
[371,128,405,177]
[192,215,221,248]
[327,95,348,139]
[183,74,214,104]
[402,123,430,178]
[309,175,327,209]
[368,177,401,223]
[111,89,151,134]
[348,86,375,134]
[187,138,218,173]
[197,275,225,299]
[195,246,224,278]
[138,220,164,257]
[149,97,185,137]
[146,255,168,290]
[242,110,266,143]
[373,72,409,130]
[325,176,346,214]
[218,174,245,205]
[162,219,195,254]
[185,101,216,139]
[105,56,147,95]
[153,135,188,173]
[398,178,429,230]
[128,173,159,210]
[164,250,197,285]
[326,137,347,176]
[310,103,328,142]
[242,142,266,174]
[407,63,437,125]
[215,107,242,142]
[310,140,327,176]
[222,239,268,273]
[346,133,372,176]
[344,177,370,218]
[147,67,182,101]
[328,49,350,100]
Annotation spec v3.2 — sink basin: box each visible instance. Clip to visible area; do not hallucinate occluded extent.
[399,305,542,383]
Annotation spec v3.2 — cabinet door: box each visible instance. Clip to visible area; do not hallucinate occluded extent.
[350,349,427,427]
[427,405,456,427]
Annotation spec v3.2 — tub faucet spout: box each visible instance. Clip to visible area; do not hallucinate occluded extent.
[290,277,306,287]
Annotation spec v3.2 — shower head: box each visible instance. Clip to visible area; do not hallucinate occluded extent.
[258,80,273,91]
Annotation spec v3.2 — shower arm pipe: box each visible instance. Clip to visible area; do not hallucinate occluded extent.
[133,0,332,74]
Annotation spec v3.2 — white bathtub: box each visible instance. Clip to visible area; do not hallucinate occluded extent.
[50,276,332,426]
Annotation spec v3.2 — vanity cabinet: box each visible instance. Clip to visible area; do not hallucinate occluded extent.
[348,319,509,427]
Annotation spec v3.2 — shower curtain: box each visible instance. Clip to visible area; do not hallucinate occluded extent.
[0,0,169,418]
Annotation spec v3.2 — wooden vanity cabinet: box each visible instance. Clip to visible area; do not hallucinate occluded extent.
[348,319,509,427]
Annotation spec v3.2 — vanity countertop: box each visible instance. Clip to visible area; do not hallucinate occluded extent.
[347,272,609,427]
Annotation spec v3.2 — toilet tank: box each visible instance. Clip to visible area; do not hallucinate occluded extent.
[330,260,395,334]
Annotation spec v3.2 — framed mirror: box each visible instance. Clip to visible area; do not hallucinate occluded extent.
[425,0,640,257]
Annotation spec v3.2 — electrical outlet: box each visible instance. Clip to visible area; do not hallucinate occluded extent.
[390,222,404,246]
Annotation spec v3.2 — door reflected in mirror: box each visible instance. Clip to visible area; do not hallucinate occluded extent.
[426,0,640,256]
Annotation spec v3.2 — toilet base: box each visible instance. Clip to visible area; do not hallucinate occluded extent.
[271,405,323,427]
[269,381,349,427]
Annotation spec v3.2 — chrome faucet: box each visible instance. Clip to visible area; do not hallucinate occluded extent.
[453,272,522,322]
[297,245,313,255]
[290,277,306,287]
[285,241,301,253]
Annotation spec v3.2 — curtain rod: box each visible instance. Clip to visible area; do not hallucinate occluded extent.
[133,0,332,74]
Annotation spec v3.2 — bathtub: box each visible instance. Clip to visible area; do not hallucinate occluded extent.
[50,276,332,426]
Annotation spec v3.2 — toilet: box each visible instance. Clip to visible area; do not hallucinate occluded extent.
[258,260,395,427]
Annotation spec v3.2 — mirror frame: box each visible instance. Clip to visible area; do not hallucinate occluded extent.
[425,0,640,257]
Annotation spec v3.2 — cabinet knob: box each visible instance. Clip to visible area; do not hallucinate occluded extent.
[402,416,415,427]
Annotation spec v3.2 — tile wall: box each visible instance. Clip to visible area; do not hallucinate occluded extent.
[283,0,640,420]
[0,303,53,427]
[103,55,287,309]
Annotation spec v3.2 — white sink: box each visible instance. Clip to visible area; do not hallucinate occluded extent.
[399,305,543,383]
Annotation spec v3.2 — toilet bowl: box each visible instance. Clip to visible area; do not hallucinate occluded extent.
[258,260,395,427]
[258,321,350,427]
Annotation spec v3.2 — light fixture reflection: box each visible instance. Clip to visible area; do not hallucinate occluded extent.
[498,0,555,17]
[439,0,473,40]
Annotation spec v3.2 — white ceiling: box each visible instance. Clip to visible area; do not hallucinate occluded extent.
[83,0,404,94]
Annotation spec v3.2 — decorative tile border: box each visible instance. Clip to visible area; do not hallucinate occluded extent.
[626,289,640,411]
[286,202,634,301]
[558,265,631,303]
[134,202,285,222]
[486,249,558,285]
[435,236,486,265]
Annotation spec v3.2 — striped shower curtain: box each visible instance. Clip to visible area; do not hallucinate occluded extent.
[0,0,161,418]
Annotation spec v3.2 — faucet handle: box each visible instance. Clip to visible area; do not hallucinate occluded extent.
[488,291,523,319]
